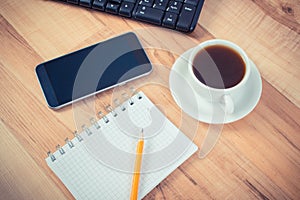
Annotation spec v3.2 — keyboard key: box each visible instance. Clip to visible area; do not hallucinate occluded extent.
[79,0,92,7]
[119,2,135,17]
[166,1,182,14]
[110,0,122,4]
[135,6,164,25]
[105,2,120,14]
[152,0,168,10]
[138,0,154,7]
[124,0,136,3]
[67,0,79,4]
[176,4,195,32]
[184,0,197,6]
[92,0,108,11]
[162,12,178,28]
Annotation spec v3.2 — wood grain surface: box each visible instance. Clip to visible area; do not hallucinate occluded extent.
[0,0,299,199]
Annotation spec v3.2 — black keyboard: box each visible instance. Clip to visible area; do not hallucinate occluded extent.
[55,0,205,33]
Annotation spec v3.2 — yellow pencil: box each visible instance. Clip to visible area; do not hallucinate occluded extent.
[130,129,144,200]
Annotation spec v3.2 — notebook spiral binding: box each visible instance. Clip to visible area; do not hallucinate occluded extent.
[47,91,143,162]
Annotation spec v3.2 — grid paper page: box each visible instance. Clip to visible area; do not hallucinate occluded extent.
[46,92,198,200]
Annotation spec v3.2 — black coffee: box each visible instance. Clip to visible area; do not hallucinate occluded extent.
[192,45,245,89]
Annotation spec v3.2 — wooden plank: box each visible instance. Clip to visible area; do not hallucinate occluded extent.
[0,14,76,129]
[0,121,66,200]
[0,0,143,59]
[0,15,74,198]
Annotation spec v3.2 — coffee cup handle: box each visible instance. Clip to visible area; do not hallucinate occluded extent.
[220,95,234,114]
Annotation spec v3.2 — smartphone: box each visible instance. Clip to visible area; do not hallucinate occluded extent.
[36,32,152,109]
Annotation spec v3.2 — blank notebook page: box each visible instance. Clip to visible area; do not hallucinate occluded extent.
[46,92,198,200]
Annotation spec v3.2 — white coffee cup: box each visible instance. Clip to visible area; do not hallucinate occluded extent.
[188,39,251,114]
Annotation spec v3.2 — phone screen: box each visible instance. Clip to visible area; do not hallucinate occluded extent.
[36,33,152,109]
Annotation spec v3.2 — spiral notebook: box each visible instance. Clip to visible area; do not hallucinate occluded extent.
[46,92,198,200]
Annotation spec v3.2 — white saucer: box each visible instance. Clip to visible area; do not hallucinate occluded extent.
[169,49,262,124]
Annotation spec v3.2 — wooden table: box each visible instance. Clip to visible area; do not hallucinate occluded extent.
[1,0,299,199]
